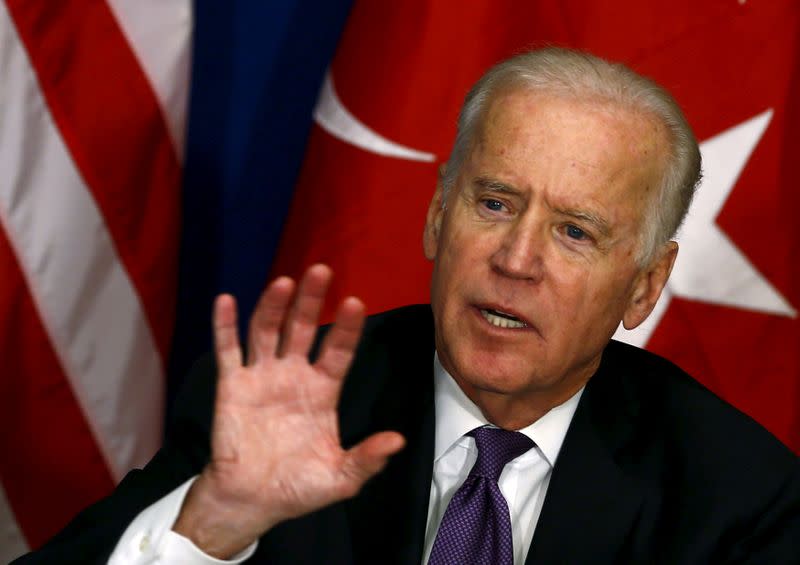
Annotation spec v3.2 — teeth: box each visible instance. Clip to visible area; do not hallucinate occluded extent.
[481,309,526,329]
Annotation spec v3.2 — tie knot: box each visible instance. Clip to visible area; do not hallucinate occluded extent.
[468,427,535,480]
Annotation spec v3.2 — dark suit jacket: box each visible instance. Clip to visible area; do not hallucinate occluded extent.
[16,305,800,564]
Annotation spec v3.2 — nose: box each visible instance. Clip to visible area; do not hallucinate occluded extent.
[489,219,545,282]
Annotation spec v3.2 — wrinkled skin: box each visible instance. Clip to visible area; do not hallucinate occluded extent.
[424,90,677,428]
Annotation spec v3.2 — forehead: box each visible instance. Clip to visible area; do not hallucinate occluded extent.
[463,89,670,237]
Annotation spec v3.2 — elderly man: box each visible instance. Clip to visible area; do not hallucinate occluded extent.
[17,48,799,564]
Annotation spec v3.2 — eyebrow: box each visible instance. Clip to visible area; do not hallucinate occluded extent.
[473,176,519,194]
[554,206,611,237]
[472,176,612,237]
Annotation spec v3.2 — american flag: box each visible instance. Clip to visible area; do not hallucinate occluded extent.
[0,0,190,557]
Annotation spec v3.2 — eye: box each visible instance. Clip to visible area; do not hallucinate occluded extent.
[482,199,506,212]
[565,224,588,240]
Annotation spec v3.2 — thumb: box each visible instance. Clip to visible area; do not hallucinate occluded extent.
[339,432,405,494]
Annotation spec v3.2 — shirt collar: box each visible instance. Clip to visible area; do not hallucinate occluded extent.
[433,352,583,467]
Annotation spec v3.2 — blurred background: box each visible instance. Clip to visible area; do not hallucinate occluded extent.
[1,0,798,559]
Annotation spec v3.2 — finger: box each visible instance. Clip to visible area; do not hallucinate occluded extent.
[314,297,365,381]
[213,294,243,376]
[247,276,296,364]
[339,431,406,496]
[280,264,333,357]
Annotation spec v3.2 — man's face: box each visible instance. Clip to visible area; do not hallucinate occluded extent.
[424,89,675,421]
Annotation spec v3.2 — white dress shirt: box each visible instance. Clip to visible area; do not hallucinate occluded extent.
[108,354,582,564]
[422,354,583,565]
[108,477,256,564]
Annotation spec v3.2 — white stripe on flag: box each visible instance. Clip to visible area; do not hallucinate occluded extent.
[0,0,163,482]
[106,0,192,159]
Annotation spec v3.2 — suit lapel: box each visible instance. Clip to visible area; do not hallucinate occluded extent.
[525,344,649,564]
[340,306,437,565]
[347,394,435,565]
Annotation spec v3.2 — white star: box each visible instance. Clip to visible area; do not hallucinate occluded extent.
[615,109,797,348]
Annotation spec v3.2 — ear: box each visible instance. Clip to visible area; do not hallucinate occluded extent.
[622,241,678,330]
[423,164,448,261]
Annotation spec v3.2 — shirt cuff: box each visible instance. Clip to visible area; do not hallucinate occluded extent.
[108,476,258,564]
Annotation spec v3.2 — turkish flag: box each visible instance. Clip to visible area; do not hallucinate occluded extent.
[272,1,800,452]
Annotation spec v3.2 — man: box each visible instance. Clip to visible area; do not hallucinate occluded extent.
[16,47,799,564]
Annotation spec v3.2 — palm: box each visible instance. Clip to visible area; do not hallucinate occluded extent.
[212,353,351,515]
[195,265,404,542]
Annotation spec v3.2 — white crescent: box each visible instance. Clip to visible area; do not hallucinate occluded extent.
[313,71,436,162]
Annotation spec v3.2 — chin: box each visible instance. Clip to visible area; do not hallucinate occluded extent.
[452,348,541,395]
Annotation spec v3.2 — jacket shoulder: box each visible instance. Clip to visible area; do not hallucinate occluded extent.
[599,339,795,461]
[591,341,800,560]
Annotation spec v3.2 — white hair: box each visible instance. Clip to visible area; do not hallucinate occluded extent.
[441,47,702,264]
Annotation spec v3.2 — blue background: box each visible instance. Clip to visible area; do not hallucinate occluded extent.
[167,0,354,418]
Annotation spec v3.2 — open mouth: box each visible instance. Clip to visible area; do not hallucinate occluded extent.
[480,308,527,329]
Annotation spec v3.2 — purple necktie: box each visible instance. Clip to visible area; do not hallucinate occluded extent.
[428,427,535,565]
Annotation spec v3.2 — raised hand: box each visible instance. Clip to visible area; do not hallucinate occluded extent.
[173,265,405,558]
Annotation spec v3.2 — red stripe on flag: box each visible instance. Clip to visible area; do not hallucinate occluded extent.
[0,231,115,549]
[5,0,181,358]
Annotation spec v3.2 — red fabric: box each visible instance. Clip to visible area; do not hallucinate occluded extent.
[1,0,181,547]
[0,231,115,549]
[7,0,180,358]
[273,0,800,452]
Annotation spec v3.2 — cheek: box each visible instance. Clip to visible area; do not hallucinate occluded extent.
[548,263,627,329]
[429,230,467,306]
[437,224,481,272]
[549,263,591,309]
[582,272,638,326]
